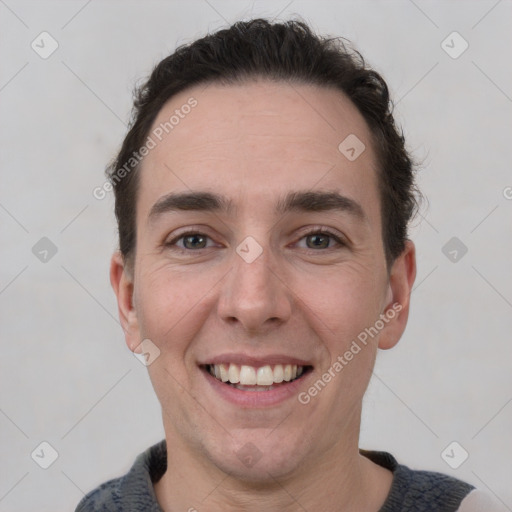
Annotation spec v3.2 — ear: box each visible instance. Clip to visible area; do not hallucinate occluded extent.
[378,240,417,350]
[110,251,140,352]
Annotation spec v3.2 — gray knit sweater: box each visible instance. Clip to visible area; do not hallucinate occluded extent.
[75,440,497,511]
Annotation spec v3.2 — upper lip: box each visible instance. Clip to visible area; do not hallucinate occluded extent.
[199,353,312,367]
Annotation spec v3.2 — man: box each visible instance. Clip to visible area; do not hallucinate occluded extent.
[77,18,499,511]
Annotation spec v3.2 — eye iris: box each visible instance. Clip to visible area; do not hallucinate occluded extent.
[307,234,330,249]
[184,234,206,249]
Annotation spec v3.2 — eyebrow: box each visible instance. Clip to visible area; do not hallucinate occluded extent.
[148,190,366,223]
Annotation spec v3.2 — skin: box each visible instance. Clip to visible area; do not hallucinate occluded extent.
[111,80,416,511]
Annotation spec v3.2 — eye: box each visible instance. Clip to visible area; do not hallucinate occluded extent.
[164,228,347,253]
[166,231,215,250]
[296,229,346,250]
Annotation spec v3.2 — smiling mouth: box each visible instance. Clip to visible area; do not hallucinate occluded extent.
[202,363,313,391]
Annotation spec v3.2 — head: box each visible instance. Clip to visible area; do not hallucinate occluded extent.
[110,19,418,482]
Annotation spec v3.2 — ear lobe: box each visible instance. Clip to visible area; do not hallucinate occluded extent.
[110,251,140,351]
[378,240,417,350]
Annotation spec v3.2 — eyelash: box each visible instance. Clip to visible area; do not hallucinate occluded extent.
[165,227,346,253]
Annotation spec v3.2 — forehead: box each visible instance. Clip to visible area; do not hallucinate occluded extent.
[138,80,380,224]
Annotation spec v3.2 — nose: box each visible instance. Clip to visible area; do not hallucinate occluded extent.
[217,242,292,335]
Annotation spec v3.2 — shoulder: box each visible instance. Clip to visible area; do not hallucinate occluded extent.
[75,476,124,512]
[75,440,167,512]
[390,464,474,510]
[362,450,504,511]
[457,489,506,512]
[361,449,482,512]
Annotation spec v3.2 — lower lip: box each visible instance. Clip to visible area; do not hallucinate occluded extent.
[201,367,309,407]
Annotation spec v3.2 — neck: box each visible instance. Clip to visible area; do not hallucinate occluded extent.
[154,417,393,511]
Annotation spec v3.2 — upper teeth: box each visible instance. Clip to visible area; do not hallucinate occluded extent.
[210,363,304,385]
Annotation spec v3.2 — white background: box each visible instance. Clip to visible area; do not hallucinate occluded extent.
[1,1,511,510]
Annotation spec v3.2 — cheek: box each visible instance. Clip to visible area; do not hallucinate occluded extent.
[135,270,187,343]
[137,271,214,408]
[296,263,385,347]
[134,267,217,352]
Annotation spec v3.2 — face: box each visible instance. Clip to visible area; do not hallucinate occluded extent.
[111,80,416,482]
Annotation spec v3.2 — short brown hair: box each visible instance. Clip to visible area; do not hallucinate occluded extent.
[108,18,420,269]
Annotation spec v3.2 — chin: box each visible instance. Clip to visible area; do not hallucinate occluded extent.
[205,430,309,484]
